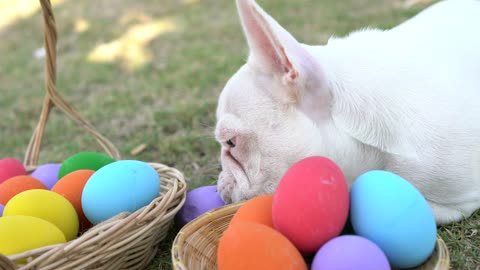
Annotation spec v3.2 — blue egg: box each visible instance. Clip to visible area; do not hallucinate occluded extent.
[81,160,160,224]
[350,170,437,269]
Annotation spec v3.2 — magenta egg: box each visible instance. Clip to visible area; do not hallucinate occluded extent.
[0,158,26,184]
[272,156,349,253]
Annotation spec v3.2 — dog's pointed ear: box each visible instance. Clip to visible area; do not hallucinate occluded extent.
[236,0,321,89]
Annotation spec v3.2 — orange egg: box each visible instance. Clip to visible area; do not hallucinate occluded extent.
[230,194,273,228]
[0,176,47,205]
[51,170,94,232]
[217,221,308,270]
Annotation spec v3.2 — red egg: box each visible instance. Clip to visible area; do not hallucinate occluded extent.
[0,158,27,184]
[272,156,349,254]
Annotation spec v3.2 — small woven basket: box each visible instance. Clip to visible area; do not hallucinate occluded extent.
[0,0,187,269]
[171,202,451,270]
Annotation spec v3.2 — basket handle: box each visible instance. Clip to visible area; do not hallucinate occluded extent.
[24,0,121,169]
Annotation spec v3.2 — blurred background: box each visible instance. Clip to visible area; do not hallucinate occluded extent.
[1,0,478,269]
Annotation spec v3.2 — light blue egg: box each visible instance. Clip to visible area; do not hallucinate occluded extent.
[81,160,160,224]
[350,170,437,269]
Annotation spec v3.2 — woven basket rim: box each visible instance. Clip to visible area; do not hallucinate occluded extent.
[171,202,450,270]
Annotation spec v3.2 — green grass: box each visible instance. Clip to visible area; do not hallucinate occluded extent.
[0,0,478,269]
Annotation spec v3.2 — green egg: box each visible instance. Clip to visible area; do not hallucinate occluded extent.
[58,152,116,179]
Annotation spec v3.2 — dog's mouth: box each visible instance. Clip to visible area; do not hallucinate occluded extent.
[221,150,251,189]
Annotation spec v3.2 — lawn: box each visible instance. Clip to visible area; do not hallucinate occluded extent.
[0,0,478,269]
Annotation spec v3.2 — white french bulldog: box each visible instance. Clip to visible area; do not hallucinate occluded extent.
[214,0,480,224]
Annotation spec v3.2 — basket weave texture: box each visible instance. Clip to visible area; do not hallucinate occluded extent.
[0,0,187,269]
[171,202,451,270]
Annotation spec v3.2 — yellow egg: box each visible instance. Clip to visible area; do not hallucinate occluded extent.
[4,189,79,241]
[0,215,66,256]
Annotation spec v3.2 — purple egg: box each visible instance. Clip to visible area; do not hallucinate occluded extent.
[0,204,4,217]
[31,163,61,190]
[175,185,225,227]
[311,235,390,270]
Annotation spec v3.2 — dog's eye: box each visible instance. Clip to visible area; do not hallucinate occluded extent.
[226,139,236,147]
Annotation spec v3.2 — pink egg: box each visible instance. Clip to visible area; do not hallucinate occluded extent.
[272,156,349,253]
[0,158,27,184]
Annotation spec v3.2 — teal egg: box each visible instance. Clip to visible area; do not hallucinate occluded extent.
[81,160,160,224]
[350,170,437,269]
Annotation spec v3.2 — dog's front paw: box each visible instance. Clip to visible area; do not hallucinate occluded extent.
[217,170,236,203]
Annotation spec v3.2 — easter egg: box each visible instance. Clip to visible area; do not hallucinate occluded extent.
[350,170,437,268]
[230,194,273,228]
[31,163,61,189]
[311,235,390,270]
[52,170,94,232]
[0,158,27,184]
[81,160,160,224]
[272,156,349,253]
[0,175,47,205]
[0,215,66,256]
[0,204,4,216]
[4,189,79,241]
[58,152,116,179]
[217,222,308,270]
[175,185,225,227]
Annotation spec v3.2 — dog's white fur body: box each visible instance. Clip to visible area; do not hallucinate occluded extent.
[215,0,480,224]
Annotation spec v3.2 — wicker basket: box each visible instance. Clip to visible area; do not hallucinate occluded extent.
[0,0,187,269]
[171,202,451,270]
